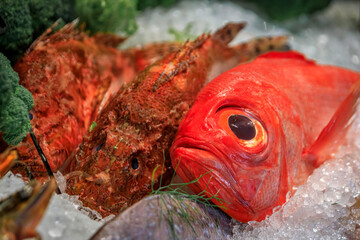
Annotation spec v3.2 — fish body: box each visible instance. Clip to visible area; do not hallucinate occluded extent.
[12,23,128,179]
[11,23,181,180]
[170,51,360,222]
[65,23,289,217]
[91,194,232,240]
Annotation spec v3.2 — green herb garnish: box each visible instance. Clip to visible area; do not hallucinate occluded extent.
[89,121,97,132]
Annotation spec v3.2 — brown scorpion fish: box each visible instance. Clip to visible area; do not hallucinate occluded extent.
[65,22,288,217]
[12,22,181,180]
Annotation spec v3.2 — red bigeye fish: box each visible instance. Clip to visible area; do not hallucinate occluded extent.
[170,51,360,222]
[65,23,289,217]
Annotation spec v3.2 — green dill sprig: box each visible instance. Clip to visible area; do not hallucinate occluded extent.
[168,22,196,42]
[149,151,229,239]
[150,153,229,209]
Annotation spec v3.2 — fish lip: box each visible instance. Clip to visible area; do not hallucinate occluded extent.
[172,136,226,162]
[172,142,255,214]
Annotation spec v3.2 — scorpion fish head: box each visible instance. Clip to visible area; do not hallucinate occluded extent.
[65,83,177,217]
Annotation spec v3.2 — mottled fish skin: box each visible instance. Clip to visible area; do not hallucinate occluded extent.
[11,22,129,180]
[90,195,232,240]
[9,22,182,180]
[170,51,360,222]
[65,22,289,217]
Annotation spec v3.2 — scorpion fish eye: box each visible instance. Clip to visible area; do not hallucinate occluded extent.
[131,157,139,170]
[95,143,103,152]
[217,107,267,153]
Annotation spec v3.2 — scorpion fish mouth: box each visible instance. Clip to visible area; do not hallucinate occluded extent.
[171,142,256,220]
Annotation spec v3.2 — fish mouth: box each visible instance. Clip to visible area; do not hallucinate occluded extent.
[171,143,255,216]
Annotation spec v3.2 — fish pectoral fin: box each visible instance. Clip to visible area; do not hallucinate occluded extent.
[16,178,57,238]
[303,80,360,168]
[0,148,18,177]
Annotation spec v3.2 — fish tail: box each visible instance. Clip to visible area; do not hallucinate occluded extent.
[233,35,289,62]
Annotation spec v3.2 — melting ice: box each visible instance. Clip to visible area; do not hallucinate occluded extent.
[0,0,359,239]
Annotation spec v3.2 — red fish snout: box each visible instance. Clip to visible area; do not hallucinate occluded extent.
[171,142,259,221]
[171,135,287,222]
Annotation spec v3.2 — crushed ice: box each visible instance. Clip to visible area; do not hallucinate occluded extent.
[0,1,359,239]
[231,108,360,239]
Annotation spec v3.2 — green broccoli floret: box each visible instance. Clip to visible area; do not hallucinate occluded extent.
[0,53,34,145]
[0,0,33,64]
[0,0,75,64]
[75,0,138,36]
[29,0,75,38]
[14,85,34,112]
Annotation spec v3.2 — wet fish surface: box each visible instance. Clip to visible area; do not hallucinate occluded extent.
[171,51,360,222]
[65,22,289,217]
[91,194,232,240]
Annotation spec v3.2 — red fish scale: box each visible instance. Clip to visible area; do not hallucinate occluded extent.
[170,51,360,222]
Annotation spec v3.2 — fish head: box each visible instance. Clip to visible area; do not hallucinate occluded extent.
[66,93,174,216]
[171,69,302,222]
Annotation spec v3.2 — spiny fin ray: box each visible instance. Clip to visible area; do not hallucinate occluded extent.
[152,22,246,91]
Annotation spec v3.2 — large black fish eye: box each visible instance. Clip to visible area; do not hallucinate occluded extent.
[131,158,139,170]
[228,115,256,140]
